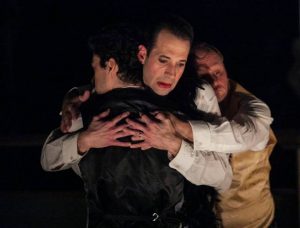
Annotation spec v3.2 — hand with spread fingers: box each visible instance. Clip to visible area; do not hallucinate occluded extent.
[77,110,132,154]
[125,112,182,156]
[60,89,91,133]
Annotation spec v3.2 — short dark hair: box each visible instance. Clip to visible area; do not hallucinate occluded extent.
[88,23,142,84]
[143,14,194,54]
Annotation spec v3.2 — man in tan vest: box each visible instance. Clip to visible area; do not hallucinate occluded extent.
[192,43,276,228]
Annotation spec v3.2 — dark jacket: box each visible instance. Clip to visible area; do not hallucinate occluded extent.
[79,87,218,228]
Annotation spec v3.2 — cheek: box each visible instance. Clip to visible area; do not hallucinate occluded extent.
[144,66,161,85]
[221,78,228,89]
[143,74,151,86]
[172,75,183,89]
[142,65,152,85]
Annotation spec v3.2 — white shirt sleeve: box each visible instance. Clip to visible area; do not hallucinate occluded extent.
[169,84,232,192]
[194,83,221,115]
[169,140,232,192]
[190,85,273,153]
[40,117,84,176]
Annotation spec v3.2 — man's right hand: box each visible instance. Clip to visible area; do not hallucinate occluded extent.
[77,110,132,154]
[60,88,91,133]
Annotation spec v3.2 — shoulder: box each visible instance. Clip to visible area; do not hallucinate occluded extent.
[195,81,216,102]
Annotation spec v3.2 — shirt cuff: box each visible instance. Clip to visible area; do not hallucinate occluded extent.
[169,140,194,173]
[189,120,211,150]
[62,133,84,163]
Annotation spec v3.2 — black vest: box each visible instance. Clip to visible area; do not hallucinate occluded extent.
[79,88,218,228]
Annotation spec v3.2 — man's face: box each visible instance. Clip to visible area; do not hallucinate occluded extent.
[140,29,190,96]
[194,51,229,102]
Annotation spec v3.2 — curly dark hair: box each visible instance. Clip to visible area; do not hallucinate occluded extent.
[88,23,142,85]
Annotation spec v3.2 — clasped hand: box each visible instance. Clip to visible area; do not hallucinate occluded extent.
[124,112,182,156]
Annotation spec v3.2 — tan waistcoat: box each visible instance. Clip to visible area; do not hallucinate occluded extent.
[217,81,277,228]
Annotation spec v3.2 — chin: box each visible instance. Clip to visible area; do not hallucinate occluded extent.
[158,91,170,96]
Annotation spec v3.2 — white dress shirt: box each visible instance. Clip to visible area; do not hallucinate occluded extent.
[41,84,233,192]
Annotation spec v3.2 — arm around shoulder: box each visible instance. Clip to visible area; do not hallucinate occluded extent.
[191,84,273,153]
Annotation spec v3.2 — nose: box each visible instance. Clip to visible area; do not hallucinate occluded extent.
[165,63,177,78]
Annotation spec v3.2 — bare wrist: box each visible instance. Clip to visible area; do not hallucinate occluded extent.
[168,137,182,157]
[77,132,90,155]
[178,121,193,142]
[172,118,193,142]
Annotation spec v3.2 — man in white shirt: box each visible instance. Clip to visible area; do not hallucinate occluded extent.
[41,17,232,192]
[68,21,220,227]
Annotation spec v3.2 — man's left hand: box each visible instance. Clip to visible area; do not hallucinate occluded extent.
[125,112,182,156]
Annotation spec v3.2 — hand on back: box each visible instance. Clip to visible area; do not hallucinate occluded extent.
[125,112,182,156]
[77,110,132,154]
[60,89,90,133]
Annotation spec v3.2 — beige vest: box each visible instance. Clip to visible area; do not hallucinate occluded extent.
[217,81,277,228]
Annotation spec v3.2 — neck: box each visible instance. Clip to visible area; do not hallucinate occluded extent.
[95,79,142,94]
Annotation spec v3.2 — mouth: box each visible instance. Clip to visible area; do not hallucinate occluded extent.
[157,82,172,89]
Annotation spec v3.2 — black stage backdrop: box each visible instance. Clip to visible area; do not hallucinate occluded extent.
[0,0,299,227]
[1,0,299,135]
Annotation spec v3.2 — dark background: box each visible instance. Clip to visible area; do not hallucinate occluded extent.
[1,0,300,135]
[1,0,300,227]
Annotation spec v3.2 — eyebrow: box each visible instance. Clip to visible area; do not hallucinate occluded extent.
[159,55,170,59]
[159,55,187,62]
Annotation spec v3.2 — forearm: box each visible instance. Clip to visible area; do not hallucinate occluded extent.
[191,98,273,153]
[169,140,232,192]
[190,118,271,154]
[172,120,193,143]
[41,129,83,173]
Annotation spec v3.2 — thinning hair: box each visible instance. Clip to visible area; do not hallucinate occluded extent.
[192,42,224,61]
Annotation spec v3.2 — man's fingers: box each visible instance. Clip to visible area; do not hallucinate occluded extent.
[131,135,144,141]
[79,90,91,102]
[141,146,151,150]
[152,112,167,121]
[60,112,73,132]
[122,127,140,135]
[114,130,133,139]
[66,106,80,120]
[60,121,68,133]
[91,109,111,122]
[98,109,110,118]
[111,112,130,125]
[126,118,145,132]
[130,142,147,149]
[60,120,70,133]
[139,114,152,124]
[113,123,130,133]
[111,141,131,147]
[66,95,82,107]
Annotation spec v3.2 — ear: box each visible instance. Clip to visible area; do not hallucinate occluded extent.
[106,58,118,73]
[91,54,100,69]
[137,45,147,64]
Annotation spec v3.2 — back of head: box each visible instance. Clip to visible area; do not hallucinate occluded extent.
[89,23,142,84]
[142,14,194,54]
[192,42,224,61]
